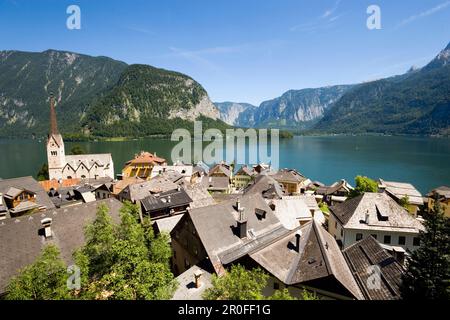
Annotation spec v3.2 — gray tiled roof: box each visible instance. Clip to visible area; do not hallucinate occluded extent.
[172,266,213,300]
[330,193,424,233]
[250,220,364,300]
[244,175,285,199]
[0,176,55,214]
[343,236,405,300]
[141,188,192,212]
[0,198,123,294]
[187,194,286,275]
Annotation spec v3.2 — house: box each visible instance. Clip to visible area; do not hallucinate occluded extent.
[112,177,145,195]
[328,193,424,253]
[118,177,178,203]
[140,187,192,221]
[0,176,55,218]
[171,266,213,300]
[426,186,450,218]
[193,161,210,177]
[316,179,354,205]
[208,162,232,179]
[46,95,114,181]
[170,194,363,300]
[378,179,424,216]
[150,164,194,183]
[234,165,257,189]
[250,220,363,300]
[343,236,405,300]
[270,169,311,195]
[244,174,285,200]
[121,151,167,180]
[200,176,231,194]
[0,198,123,296]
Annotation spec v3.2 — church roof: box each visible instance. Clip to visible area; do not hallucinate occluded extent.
[65,154,113,171]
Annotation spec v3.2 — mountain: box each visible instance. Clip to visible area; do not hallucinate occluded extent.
[0,50,225,138]
[215,102,257,126]
[246,85,353,129]
[315,42,450,135]
[219,85,353,129]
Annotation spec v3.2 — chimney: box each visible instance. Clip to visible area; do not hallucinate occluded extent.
[365,210,370,224]
[194,269,203,288]
[236,198,241,211]
[237,207,247,239]
[295,230,302,252]
[41,218,53,239]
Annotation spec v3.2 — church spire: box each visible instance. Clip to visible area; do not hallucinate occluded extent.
[49,93,58,135]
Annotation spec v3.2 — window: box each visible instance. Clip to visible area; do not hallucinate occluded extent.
[384,235,392,244]
[371,234,377,240]
[51,151,57,156]
[413,237,421,247]
[398,236,406,245]
[273,283,280,290]
[335,221,338,229]
[184,258,190,269]
[356,233,363,241]
[341,229,344,237]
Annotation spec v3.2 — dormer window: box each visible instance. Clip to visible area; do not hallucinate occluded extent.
[255,208,267,220]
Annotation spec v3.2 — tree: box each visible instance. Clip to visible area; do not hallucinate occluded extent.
[400,199,450,300]
[75,202,177,300]
[350,176,378,197]
[203,265,304,300]
[399,195,410,210]
[318,201,330,214]
[203,265,268,300]
[269,289,297,300]
[70,145,86,155]
[5,245,70,300]
[36,163,49,181]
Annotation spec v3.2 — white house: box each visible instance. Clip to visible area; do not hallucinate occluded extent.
[328,192,424,254]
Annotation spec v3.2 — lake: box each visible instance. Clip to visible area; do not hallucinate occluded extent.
[0,135,449,194]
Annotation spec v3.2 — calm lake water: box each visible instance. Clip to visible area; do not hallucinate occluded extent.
[0,136,449,194]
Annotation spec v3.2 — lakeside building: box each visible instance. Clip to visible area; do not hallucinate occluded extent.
[121,151,167,180]
[315,179,354,206]
[233,165,257,190]
[46,94,114,181]
[328,192,424,255]
[270,169,311,195]
[426,186,450,218]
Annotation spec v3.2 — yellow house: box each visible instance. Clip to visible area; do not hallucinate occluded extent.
[121,151,167,180]
[234,165,256,189]
[427,186,450,218]
[271,169,311,195]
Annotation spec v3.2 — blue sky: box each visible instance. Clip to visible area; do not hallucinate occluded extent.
[0,0,449,105]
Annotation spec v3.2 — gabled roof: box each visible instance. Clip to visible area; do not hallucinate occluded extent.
[186,194,286,275]
[343,236,405,300]
[200,176,230,190]
[244,175,285,199]
[0,177,55,214]
[172,266,213,300]
[125,151,166,166]
[4,187,35,199]
[250,220,363,300]
[141,188,192,213]
[317,180,354,196]
[270,169,307,184]
[121,178,179,202]
[379,179,423,206]
[209,163,232,178]
[235,165,256,177]
[330,193,424,233]
[427,186,450,200]
[0,198,123,294]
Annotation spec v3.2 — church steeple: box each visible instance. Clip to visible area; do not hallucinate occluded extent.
[49,93,58,135]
